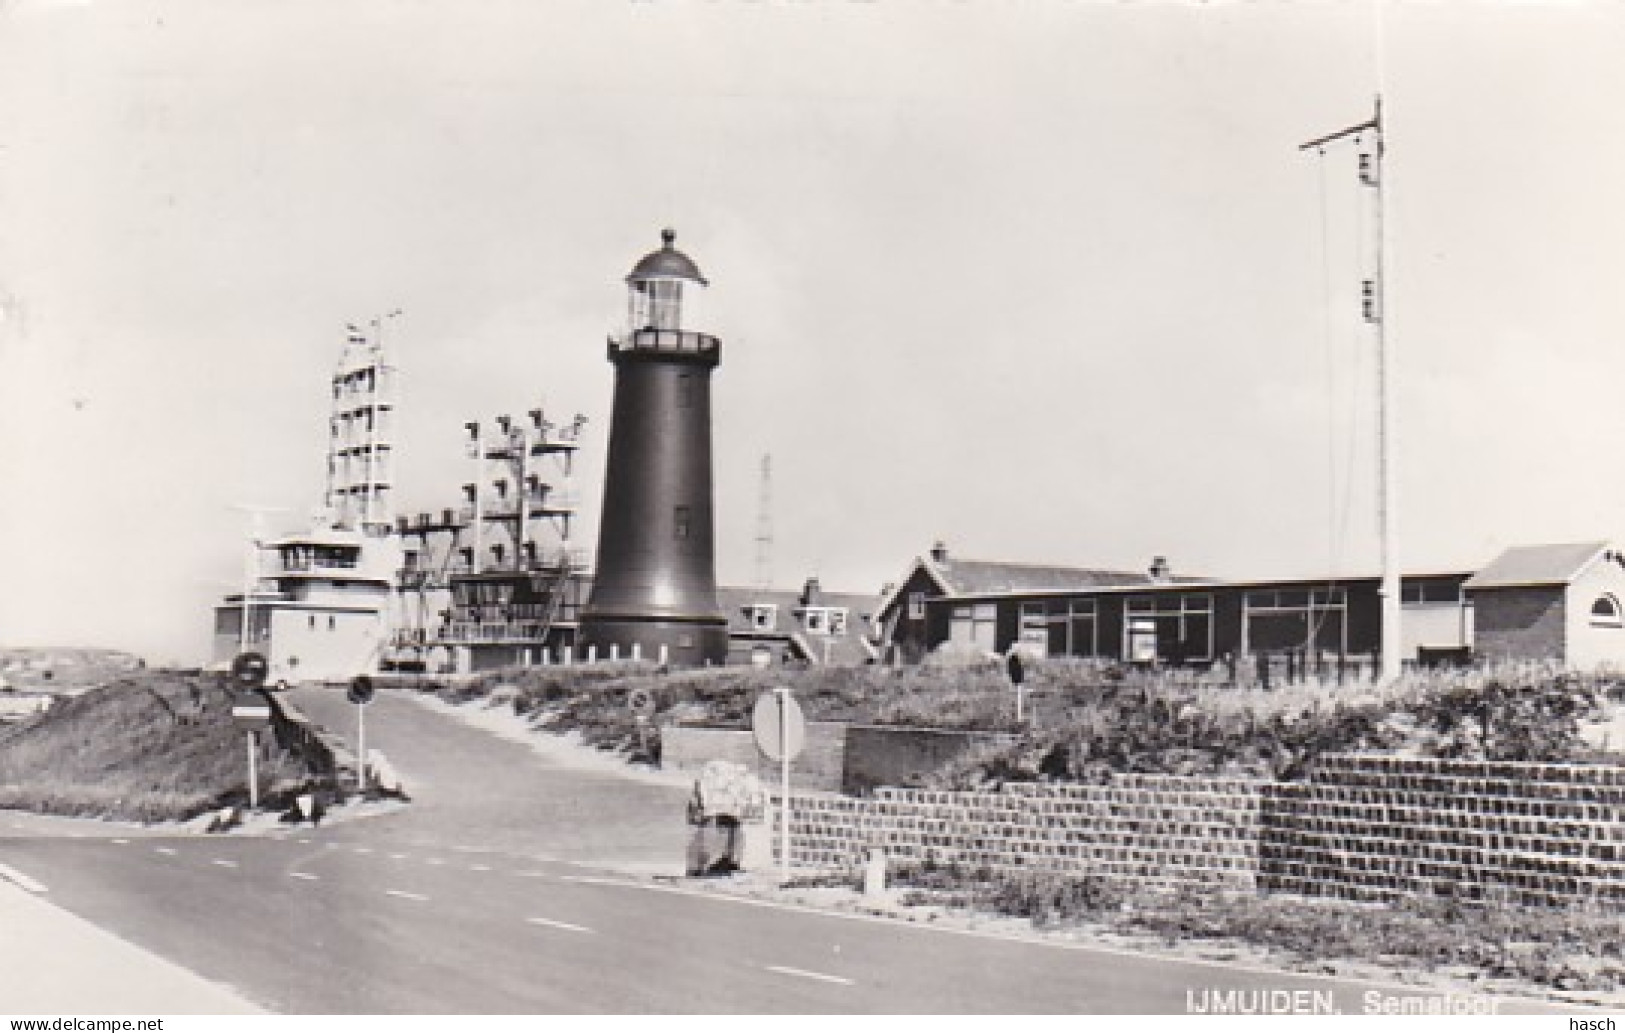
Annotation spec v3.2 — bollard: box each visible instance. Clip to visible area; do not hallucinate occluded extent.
[864,848,887,898]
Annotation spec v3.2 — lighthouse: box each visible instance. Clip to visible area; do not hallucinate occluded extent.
[579,229,728,666]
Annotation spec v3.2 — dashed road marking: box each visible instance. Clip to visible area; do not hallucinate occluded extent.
[424,858,445,866]
[526,917,591,934]
[289,872,319,881]
[385,889,429,902]
[469,864,492,872]
[110,838,129,845]
[351,847,373,855]
[559,874,619,886]
[764,965,853,987]
[516,871,550,878]
[211,859,238,869]
[389,853,407,861]
[154,847,177,856]
[297,839,313,845]
[0,862,47,894]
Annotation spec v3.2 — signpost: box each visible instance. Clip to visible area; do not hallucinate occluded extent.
[628,687,656,759]
[348,676,375,792]
[752,687,805,885]
[230,652,272,809]
[1006,649,1027,724]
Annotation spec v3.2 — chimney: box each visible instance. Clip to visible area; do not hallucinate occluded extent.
[801,576,823,606]
[930,541,949,564]
[1148,556,1172,584]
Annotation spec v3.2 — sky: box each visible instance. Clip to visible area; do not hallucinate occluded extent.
[3,0,1625,663]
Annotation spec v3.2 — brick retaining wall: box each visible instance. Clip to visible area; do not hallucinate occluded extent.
[770,755,1625,910]
[777,775,1265,892]
[1262,753,1625,909]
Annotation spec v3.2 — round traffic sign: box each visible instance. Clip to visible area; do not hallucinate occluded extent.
[627,687,656,717]
[752,688,805,763]
[347,675,375,705]
[230,652,269,690]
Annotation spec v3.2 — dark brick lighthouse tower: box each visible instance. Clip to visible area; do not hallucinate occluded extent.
[579,229,728,666]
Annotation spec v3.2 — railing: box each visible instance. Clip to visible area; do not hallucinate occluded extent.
[609,329,720,358]
[439,622,553,643]
[280,556,360,573]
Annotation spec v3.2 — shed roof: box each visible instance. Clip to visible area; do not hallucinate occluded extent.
[1463,542,1611,590]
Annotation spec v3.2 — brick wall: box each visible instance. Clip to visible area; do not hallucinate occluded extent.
[1262,753,1625,909]
[842,725,1018,796]
[660,723,848,793]
[1470,586,1566,664]
[776,775,1265,892]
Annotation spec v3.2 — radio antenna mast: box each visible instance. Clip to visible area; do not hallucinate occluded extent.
[1301,96,1400,683]
[753,454,774,591]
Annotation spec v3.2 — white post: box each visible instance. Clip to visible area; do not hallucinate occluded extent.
[246,730,259,809]
[357,702,367,793]
[610,643,619,662]
[632,642,641,662]
[1016,683,1025,724]
[777,686,791,886]
[587,644,597,664]
[658,643,669,666]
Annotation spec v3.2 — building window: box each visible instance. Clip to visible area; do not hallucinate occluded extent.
[908,592,925,621]
[328,615,337,631]
[674,505,691,540]
[749,604,777,630]
[1592,595,1623,629]
[828,609,848,636]
[949,602,997,652]
[1125,593,1214,663]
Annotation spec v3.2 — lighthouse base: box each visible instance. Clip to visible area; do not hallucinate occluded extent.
[578,614,729,668]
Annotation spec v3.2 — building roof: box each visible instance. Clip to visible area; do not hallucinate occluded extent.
[930,557,1153,595]
[717,581,881,665]
[1463,542,1612,590]
[626,228,707,285]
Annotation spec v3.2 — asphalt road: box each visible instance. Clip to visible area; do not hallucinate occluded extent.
[0,689,1572,1014]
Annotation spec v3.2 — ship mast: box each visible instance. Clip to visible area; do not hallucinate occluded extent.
[1301,96,1400,683]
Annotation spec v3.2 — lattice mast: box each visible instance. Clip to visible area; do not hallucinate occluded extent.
[324,312,400,534]
[1301,97,1399,683]
[753,453,774,591]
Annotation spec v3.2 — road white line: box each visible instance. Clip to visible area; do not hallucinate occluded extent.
[389,853,407,861]
[288,872,319,881]
[424,858,445,866]
[469,864,492,872]
[0,862,47,894]
[384,889,429,902]
[764,964,853,986]
[110,838,129,845]
[351,847,373,854]
[516,871,550,878]
[296,839,312,845]
[558,874,619,885]
[526,917,591,934]
[154,846,177,856]
[211,859,238,868]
